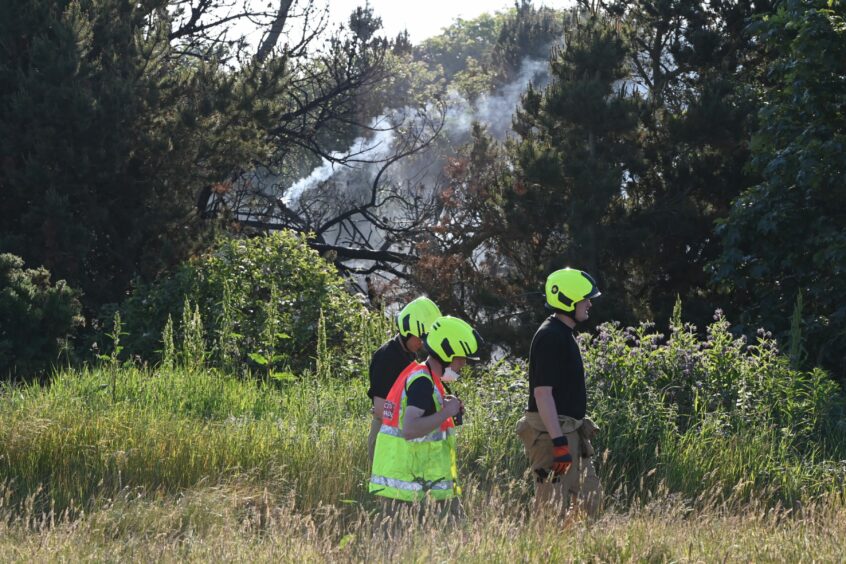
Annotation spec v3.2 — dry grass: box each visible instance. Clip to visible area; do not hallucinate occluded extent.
[1,480,844,562]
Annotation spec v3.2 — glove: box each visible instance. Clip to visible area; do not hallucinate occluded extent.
[551,435,572,475]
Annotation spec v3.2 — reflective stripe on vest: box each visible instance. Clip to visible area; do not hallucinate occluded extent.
[378,423,454,443]
[370,475,454,492]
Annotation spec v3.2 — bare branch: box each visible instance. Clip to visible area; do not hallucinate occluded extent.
[255,0,295,63]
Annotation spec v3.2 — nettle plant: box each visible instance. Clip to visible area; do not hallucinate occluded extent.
[578,304,845,501]
[457,301,845,503]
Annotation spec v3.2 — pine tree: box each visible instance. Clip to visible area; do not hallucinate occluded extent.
[605,0,770,325]
[503,7,640,324]
[0,0,283,311]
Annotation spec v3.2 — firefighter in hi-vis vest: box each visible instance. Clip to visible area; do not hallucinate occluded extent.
[516,268,603,520]
[369,316,481,507]
[367,297,442,462]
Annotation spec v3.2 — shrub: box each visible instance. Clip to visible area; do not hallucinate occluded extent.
[456,306,846,506]
[580,309,845,504]
[0,253,83,379]
[117,231,371,374]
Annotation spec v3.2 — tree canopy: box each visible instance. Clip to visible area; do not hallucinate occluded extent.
[3,0,845,380]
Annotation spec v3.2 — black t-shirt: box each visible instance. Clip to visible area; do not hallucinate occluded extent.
[405,374,436,415]
[368,335,415,400]
[526,315,587,419]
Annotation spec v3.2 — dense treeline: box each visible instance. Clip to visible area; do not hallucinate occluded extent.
[413,0,846,379]
[1,0,844,381]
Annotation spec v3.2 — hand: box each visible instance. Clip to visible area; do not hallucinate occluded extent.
[551,435,572,475]
[442,395,462,418]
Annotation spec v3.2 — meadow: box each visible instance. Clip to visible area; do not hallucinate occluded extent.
[2,309,845,561]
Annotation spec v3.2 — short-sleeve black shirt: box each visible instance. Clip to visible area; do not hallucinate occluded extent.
[368,335,415,400]
[405,373,437,415]
[526,315,586,419]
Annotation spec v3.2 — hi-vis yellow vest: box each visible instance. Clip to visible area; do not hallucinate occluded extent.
[369,362,460,501]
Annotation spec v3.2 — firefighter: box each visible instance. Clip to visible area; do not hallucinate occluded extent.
[367,297,441,461]
[516,268,603,519]
[369,316,481,509]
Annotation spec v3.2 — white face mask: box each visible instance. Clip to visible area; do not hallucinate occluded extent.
[441,367,460,383]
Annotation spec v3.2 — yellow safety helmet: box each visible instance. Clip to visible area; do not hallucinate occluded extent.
[545,268,601,312]
[425,316,482,363]
[397,297,442,338]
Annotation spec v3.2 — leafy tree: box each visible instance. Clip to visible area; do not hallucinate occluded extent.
[415,13,503,82]
[0,0,287,312]
[417,1,565,92]
[0,254,83,380]
[0,0,397,318]
[712,0,846,376]
[602,0,770,326]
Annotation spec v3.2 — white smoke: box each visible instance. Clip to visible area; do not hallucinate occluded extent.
[283,116,398,204]
[444,57,551,142]
[286,57,551,206]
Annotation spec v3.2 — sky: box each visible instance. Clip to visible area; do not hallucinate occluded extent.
[231,0,576,47]
[327,0,575,42]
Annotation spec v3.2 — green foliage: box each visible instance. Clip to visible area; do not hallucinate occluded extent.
[458,309,846,507]
[180,299,206,370]
[0,0,283,311]
[161,314,175,370]
[712,0,846,376]
[607,0,767,327]
[0,253,83,379]
[0,0,364,316]
[118,231,371,373]
[0,306,844,520]
[490,0,566,82]
[582,312,844,504]
[416,13,503,82]
[416,1,565,95]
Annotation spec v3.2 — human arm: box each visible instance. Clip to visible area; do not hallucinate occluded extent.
[402,398,460,439]
[534,386,562,439]
[534,386,572,474]
[401,376,461,439]
[372,396,386,418]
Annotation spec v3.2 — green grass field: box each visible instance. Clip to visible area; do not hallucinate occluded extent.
[2,315,845,561]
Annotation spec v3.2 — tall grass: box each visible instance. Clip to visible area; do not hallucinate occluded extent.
[1,304,845,559]
[0,365,374,516]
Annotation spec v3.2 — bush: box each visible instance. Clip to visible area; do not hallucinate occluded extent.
[0,253,83,379]
[580,309,845,504]
[117,231,372,374]
[454,305,846,507]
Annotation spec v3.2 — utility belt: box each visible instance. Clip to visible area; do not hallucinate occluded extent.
[517,411,600,458]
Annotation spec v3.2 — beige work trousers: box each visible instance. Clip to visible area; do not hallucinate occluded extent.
[516,411,602,519]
